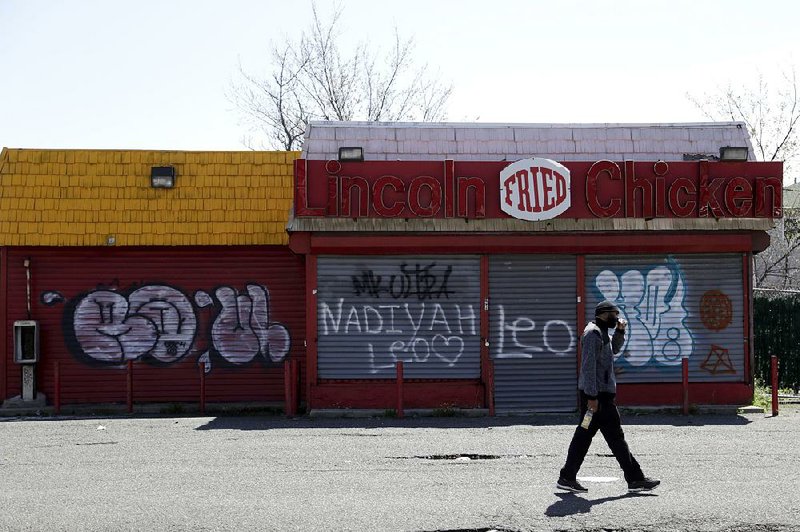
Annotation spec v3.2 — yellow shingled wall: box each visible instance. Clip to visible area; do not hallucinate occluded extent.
[0,148,299,246]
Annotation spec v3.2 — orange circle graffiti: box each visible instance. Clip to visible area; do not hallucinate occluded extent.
[700,290,733,331]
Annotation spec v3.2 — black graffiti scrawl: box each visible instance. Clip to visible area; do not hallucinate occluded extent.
[42,282,290,372]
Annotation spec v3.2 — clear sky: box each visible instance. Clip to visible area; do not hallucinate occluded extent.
[1,0,798,151]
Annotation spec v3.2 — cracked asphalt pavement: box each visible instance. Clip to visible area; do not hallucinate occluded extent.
[1,408,798,531]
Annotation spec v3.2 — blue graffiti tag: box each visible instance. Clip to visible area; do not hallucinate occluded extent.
[594,257,694,367]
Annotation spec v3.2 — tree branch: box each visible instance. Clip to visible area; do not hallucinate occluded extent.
[229,1,452,149]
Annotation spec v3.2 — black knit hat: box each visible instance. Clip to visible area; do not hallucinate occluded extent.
[595,299,620,316]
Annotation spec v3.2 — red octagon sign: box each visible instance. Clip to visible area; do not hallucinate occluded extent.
[500,158,571,221]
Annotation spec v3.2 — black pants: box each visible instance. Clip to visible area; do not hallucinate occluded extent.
[559,391,644,483]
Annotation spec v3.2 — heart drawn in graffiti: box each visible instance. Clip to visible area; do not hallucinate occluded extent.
[432,335,464,366]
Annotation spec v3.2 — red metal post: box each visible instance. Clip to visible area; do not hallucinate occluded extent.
[743,254,752,380]
[126,360,133,414]
[396,361,404,419]
[284,360,293,416]
[682,357,689,415]
[292,360,299,415]
[199,362,206,415]
[487,359,495,417]
[54,361,61,415]
[771,355,779,417]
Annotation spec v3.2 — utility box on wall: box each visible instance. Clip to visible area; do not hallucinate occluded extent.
[14,320,39,364]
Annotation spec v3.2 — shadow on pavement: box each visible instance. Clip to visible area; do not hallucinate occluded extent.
[193,413,753,431]
[623,414,752,426]
[545,491,657,517]
[0,410,753,429]
[194,416,570,431]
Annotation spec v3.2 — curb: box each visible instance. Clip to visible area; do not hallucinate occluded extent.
[737,405,765,414]
[309,408,491,419]
[0,401,285,418]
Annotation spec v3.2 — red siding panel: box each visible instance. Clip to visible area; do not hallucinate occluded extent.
[0,247,7,401]
[3,247,304,406]
[310,381,484,409]
[617,382,752,406]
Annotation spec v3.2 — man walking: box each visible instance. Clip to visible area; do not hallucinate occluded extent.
[556,299,660,494]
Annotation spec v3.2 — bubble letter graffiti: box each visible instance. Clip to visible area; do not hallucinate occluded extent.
[49,281,291,370]
[204,284,290,364]
[71,285,196,363]
[595,257,694,367]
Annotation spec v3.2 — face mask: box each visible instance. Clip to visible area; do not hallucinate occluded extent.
[603,316,618,328]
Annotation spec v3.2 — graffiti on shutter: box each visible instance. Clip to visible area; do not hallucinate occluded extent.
[585,254,744,382]
[317,256,481,379]
[489,256,577,412]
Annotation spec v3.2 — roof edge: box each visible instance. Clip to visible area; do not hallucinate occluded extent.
[0,147,7,174]
[307,120,749,129]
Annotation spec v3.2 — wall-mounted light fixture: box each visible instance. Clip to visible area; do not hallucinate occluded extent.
[338,147,364,162]
[151,166,176,188]
[719,146,749,161]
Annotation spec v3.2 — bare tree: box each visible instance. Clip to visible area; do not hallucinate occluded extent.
[230,3,452,150]
[688,67,800,178]
[755,217,800,289]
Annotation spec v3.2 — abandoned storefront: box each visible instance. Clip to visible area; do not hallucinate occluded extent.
[289,122,781,412]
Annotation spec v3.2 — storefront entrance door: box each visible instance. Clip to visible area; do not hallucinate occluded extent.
[489,256,578,412]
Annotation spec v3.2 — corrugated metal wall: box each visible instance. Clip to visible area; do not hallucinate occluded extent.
[489,256,577,412]
[317,256,481,379]
[3,247,304,405]
[584,254,744,383]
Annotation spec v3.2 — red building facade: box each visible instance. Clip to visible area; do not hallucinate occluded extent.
[289,122,782,412]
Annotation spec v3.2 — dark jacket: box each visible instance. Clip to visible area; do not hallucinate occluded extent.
[578,321,625,398]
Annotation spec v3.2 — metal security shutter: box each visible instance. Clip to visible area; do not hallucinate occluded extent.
[317,256,481,379]
[489,256,577,412]
[584,254,745,383]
